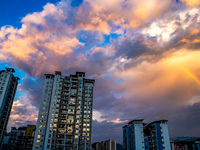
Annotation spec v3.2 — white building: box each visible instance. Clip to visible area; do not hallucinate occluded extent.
[32,71,95,150]
[123,119,145,150]
[144,120,171,150]
[123,119,171,150]
[0,68,19,148]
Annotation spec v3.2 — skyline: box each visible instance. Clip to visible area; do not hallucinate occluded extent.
[0,0,200,143]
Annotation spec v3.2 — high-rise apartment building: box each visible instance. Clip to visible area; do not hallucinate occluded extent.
[122,119,145,150]
[33,71,95,150]
[144,120,170,150]
[123,119,170,150]
[0,68,19,148]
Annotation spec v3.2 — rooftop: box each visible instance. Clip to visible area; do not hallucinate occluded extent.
[128,119,144,125]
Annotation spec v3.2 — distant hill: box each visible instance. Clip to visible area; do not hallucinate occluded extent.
[170,137,200,142]
[116,143,123,150]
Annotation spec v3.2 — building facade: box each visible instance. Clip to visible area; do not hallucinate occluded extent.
[92,139,116,150]
[144,120,170,150]
[1,132,10,150]
[7,127,27,150]
[0,68,19,148]
[123,119,145,150]
[123,119,170,150]
[101,139,116,150]
[32,71,95,150]
[3,125,35,150]
[172,138,200,150]
[16,125,36,150]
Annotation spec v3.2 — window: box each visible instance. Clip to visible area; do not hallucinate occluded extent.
[37,135,40,138]
[58,129,65,133]
[37,140,40,143]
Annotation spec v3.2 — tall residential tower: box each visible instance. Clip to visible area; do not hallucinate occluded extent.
[122,119,145,150]
[0,68,19,148]
[33,71,95,150]
[144,120,170,150]
[123,119,171,150]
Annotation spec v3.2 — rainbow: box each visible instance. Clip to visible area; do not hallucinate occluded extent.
[181,66,200,85]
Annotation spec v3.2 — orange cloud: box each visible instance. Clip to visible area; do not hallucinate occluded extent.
[78,0,172,32]
[181,0,200,7]
[21,3,66,26]
[179,39,200,44]
[111,50,200,107]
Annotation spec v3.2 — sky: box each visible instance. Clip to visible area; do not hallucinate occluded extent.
[0,0,200,143]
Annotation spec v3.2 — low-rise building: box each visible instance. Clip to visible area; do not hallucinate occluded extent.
[4,125,35,150]
[92,139,116,150]
[7,127,26,150]
[173,138,200,150]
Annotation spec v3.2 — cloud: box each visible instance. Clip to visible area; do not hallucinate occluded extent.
[18,77,43,107]
[0,3,83,77]
[181,0,200,7]
[1,0,197,78]
[7,98,38,130]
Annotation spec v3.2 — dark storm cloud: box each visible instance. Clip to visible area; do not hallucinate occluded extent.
[168,101,200,137]
[92,120,125,143]
[116,39,153,59]
[18,77,43,107]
